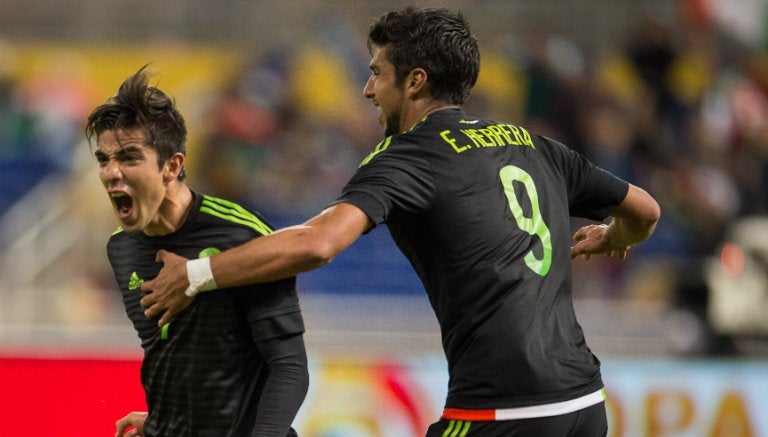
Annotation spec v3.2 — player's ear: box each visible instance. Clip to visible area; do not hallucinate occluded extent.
[406,67,429,97]
[164,153,185,181]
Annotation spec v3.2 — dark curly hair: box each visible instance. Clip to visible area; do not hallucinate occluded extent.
[367,7,480,105]
[85,64,187,180]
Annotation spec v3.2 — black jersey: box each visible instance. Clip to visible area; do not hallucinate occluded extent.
[107,192,305,437]
[335,108,627,410]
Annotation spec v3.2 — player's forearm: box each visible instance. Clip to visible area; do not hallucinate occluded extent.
[209,224,334,289]
[187,203,370,295]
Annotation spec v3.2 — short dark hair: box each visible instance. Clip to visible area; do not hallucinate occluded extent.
[367,7,480,105]
[85,64,187,180]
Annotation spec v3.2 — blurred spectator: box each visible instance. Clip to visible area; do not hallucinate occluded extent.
[195,50,294,209]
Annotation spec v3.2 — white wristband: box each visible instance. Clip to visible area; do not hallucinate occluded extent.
[185,257,218,297]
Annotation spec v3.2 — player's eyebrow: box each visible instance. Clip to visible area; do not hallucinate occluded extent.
[94,145,145,160]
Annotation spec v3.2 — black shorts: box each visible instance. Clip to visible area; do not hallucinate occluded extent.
[425,402,607,437]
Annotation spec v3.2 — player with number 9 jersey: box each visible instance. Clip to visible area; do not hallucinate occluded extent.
[334,107,627,413]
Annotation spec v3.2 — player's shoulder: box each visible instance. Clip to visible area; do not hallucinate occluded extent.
[533,134,582,162]
[105,226,146,265]
[196,194,274,236]
[106,226,130,245]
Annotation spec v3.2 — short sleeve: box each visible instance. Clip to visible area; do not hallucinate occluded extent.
[539,136,628,221]
[235,278,305,342]
[333,140,435,225]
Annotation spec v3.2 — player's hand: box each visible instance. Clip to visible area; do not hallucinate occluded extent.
[570,223,629,260]
[115,411,147,437]
[140,249,195,327]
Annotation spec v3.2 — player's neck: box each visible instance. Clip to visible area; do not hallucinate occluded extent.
[404,99,459,131]
[144,184,193,237]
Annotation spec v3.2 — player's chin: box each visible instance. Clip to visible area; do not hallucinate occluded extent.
[117,217,143,234]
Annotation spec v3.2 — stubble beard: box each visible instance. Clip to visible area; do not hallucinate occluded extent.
[384,110,401,137]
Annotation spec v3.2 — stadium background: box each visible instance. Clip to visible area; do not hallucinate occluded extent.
[0,0,767,436]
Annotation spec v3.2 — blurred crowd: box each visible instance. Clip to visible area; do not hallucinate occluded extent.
[1,2,767,355]
[0,43,89,211]
[186,4,768,354]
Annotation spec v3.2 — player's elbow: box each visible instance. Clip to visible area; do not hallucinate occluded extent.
[621,184,661,234]
[635,199,661,230]
[297,234,342,270]
[640,197,661,232]
[628,198,661,241]
[285,205,367,272]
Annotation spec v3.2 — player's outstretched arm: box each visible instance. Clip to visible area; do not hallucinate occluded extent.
[115,411,147,437]
[141,202,372,326]
[571,183,660,260]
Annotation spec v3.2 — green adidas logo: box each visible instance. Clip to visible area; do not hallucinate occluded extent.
[128,272,144,290]
[199,247,221,258]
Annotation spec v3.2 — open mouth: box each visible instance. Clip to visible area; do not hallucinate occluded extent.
[110,192,134,219]
[374,105,385,125]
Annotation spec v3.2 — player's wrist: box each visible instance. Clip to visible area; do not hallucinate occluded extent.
[184,257,218,297]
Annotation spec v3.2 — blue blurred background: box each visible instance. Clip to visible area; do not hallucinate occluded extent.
[0,1,767,436]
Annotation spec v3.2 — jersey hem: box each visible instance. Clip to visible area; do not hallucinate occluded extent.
[441,388,605,421]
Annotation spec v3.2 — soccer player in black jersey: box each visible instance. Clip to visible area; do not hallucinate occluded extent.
[85,66,308,437]
[141,8,660,437]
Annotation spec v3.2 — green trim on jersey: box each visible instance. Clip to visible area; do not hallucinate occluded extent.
[359,136,392,167]
[359,113,436,168]
[111,226,124,235]
[199,195,273,236]
[442,420,471,437]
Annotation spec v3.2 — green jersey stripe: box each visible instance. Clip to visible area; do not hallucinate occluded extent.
[201,196,266,225]
[200,196,273,236]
